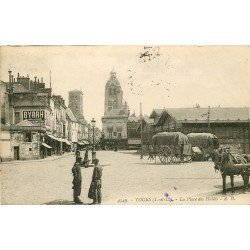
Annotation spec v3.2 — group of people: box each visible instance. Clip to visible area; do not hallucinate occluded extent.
[71,148,103,204]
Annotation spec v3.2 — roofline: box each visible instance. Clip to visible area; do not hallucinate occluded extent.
[68,90,83,95]
[154,110,178,126]
[149,109,164,119]
[13,105,52,111]
[152,106,250,110]
[10,125,47,132]
[181,120,250,123]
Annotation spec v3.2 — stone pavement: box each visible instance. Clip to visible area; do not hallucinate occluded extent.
[1,150,249,205]
[0,152,74,165]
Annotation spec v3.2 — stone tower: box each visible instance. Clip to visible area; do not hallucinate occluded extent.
[102,71,129,149]
[104,71,123,115]
[68,90,84,119]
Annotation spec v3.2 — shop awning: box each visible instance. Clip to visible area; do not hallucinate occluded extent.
[82,140,90,145]
[47,134,64,142]
[62,139,72,145]
[77,142,85,146]
[47,134,57,140]
[56,138,64,142]
[41,142,52,149]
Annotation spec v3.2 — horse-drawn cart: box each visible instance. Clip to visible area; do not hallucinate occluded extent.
[149,132,192,164]
[187,133,219,161]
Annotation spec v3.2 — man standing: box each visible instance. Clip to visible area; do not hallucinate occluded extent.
[72,155,83,204]
[83,148,89,167]
[180,142,184,162]
[89,158,103,204]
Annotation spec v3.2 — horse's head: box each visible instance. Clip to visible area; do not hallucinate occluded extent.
[212,148,222,172]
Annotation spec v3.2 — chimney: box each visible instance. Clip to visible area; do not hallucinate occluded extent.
[7,70,11,92]
[34,78,37,91]
[18,72,20,77]
[11,75,14,83]
[41,77,43,83]
[27,74,29,78]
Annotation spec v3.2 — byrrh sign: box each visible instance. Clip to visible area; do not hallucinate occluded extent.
[23,110,45,120]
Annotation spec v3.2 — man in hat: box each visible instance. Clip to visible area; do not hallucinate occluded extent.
[72,152,84,204]
[83,148,90,167]
[180,142,184,162]
[89,158,103,204]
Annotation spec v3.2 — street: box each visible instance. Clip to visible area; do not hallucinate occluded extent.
[1,150,249,205]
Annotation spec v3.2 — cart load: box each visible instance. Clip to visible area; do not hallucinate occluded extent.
[187,133,219,161]
[151,132,192,164]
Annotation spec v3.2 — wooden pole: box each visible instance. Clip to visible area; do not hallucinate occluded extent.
[140,102,143,158]
[207,105,210,132]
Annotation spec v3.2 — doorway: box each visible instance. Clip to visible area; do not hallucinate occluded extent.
[14,146,20,160]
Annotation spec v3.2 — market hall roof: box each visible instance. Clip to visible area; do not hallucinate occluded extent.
[149,107,250,123]
[136,115,155,131]
[128,114,140,122]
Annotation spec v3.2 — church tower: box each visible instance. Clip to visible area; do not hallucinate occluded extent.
[68,90,84,119]
[102,70,129,149]
[104,71,123,115]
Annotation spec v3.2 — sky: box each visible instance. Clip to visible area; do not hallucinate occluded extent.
[1,46,249,128]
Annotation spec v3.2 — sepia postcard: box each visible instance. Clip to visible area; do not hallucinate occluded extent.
[0,45,249,205]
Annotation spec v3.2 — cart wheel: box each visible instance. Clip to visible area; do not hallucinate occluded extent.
[172,156,180,163]
[184,156,192,162]
[166,156,172,163]
[159,154,166,164]
[159,146,172,164]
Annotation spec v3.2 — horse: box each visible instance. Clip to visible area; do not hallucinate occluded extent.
[212,149,250,193]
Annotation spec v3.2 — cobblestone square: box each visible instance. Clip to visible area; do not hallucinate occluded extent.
[1,150,249,205]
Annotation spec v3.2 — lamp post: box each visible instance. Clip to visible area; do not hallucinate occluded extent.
[91,118,96,162]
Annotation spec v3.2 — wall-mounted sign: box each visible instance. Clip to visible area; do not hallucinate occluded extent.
[23,110,45,120]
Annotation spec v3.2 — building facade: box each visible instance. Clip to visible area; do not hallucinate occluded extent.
[0,80,13,161]
[66,107,78,151]
[127,113,141,149]
[0,70,73,161]
[101,71,129,149]
[146,107,250,154]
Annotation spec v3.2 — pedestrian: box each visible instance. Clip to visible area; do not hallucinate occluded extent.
[75,150,82,163]
[88,158,103,204]
[75,148,80,156]
[83,148,89,167]
[72,155,83,204]
[180,142,184,162]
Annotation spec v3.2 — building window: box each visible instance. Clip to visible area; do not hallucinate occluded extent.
[15,112,21,124]
[108,131,112,138]
[113,131,117,137]
[118,132,121,138]
[24,132,32,142]
[108,101,112,111]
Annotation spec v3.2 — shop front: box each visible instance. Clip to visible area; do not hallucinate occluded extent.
[10,120,46,160]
